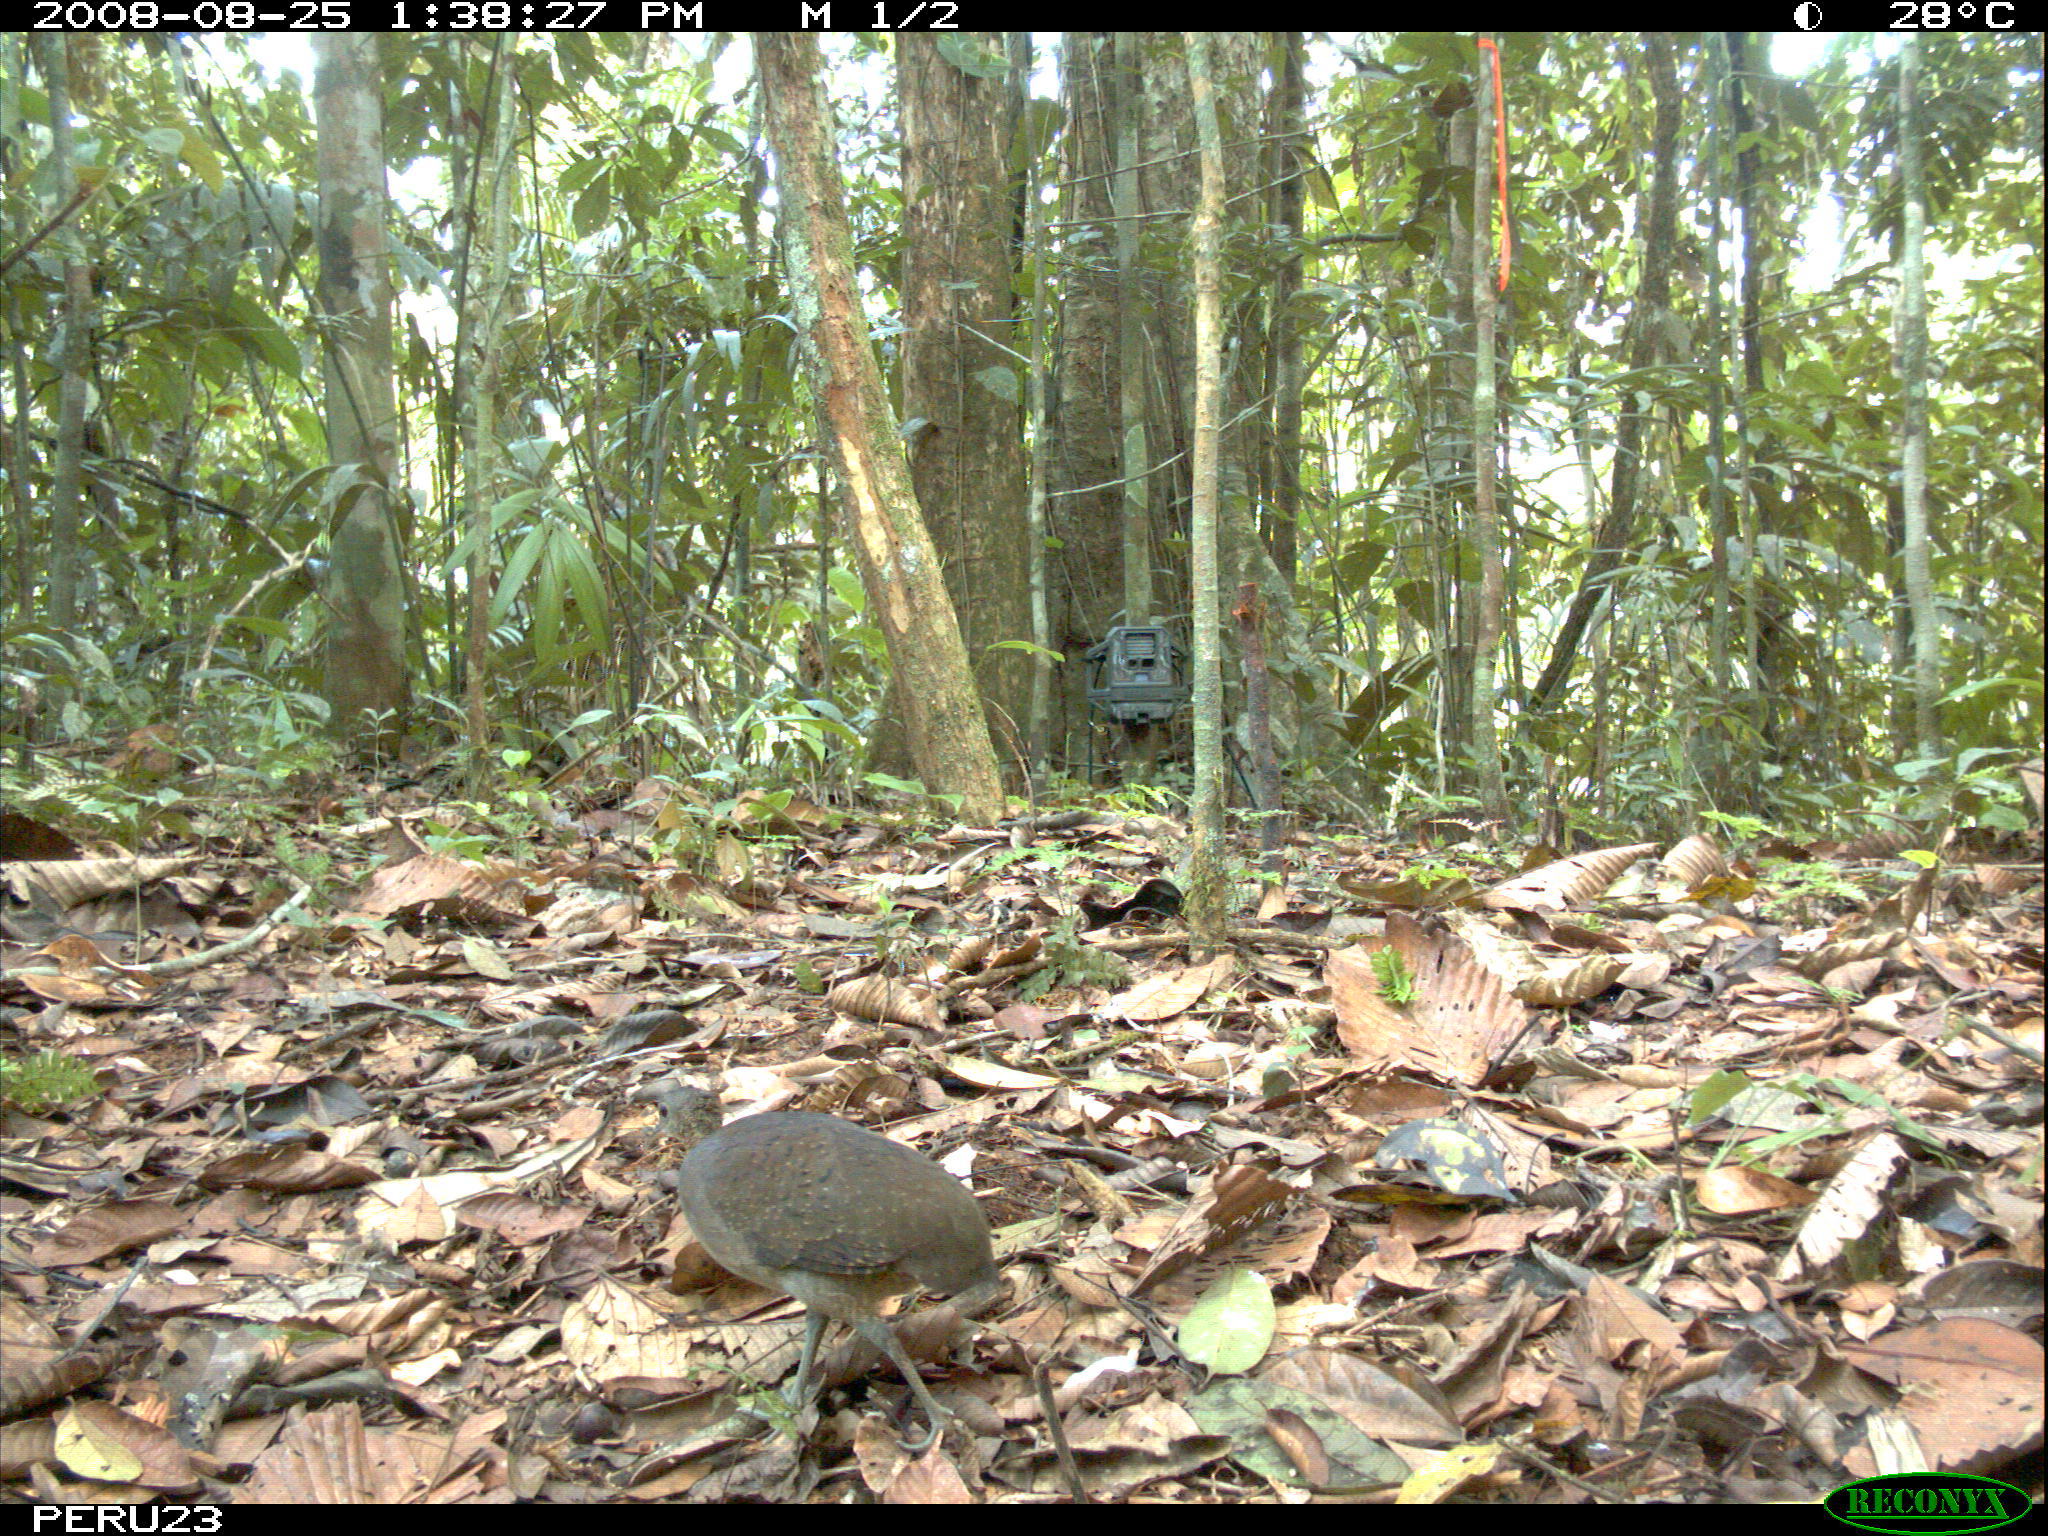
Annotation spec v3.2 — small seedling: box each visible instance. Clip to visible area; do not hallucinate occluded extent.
[0,1050,102,1114]
[1370,948,1417,1005]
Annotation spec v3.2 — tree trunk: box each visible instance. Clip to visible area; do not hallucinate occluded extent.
[314,33,409,757]
[756,35,1005,824]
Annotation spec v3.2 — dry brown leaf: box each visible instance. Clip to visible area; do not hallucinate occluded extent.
[1776,1133,1910,1281]
[829,975,945,1030]
[1105,954,1234,1024]
[27,1200,187,1267]
[8,934,163,1006]
[1839,1317,2046,1476]
[1325,916,1534,1087]
[1694,1165,1819,1216]
[1659,835,1729,896]
[1482,843,1658,914]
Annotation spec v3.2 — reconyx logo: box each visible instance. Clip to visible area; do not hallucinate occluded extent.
[1823,1473,2031,1534]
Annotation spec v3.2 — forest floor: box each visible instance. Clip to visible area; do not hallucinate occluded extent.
[2,765,2041,1504]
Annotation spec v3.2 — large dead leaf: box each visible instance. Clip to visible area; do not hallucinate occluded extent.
[1325,915,1535,1086]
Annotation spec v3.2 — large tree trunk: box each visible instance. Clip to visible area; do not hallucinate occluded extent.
[868,34,1031,784]
[314,33,409,757]
[756,35,1005,824]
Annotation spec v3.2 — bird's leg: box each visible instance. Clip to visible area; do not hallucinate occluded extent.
[784,1309,826,1412]
[853,1316,957,1453]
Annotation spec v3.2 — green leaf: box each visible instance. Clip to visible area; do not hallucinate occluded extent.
[1687,1069,1752,1125]
[572,172,610,237]
[712,328,742,374]
[216,294,301,378]
[935,35,1009,79]
[492,525,549,624]
[556,531,608,651]
[443,490,546,572]
[1186,1378,1410,1489]
[1177,1269,1274,1376]
[826,567,866,612]
[491,489,547,528]
[986,640,1061,660]
[865,772,924,796]
[532,541,566,666]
